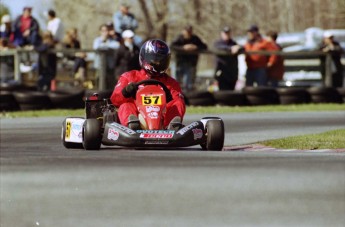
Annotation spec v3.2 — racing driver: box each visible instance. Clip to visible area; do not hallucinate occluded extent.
[110,39,186,130]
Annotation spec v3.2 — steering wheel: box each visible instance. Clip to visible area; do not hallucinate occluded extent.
[135,79,173,102]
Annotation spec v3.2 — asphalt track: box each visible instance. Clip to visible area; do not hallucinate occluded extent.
[1,111,345,227]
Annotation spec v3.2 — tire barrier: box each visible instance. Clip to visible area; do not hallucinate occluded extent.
[1,84,343,112]
[277,88,311,104]
[183,91,215,106]
[307,87,343,104]
[242,87,280,106]
[213,91,248,106]
[13,91,53,110]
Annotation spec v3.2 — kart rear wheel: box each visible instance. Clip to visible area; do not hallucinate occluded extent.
[61,119,84,149]
[202,120,224,151]
[83,119,102,150]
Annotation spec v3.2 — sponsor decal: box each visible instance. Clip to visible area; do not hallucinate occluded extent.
[177,122,199,135]
[65,120,71,139]
[148,112,159,119]
[78,132,82,139]
[192,128,203,140]
[145,141,169,145]
[107,128,120,141]
[72,123,82,131]
[110,123,136,134]
[146,105,160,113]
[138,130,174,139]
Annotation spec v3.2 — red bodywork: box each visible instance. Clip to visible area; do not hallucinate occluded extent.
[135,85,167,130]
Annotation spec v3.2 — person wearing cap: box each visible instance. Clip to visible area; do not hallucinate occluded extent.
[13,7,41,47]
[114,29,141,80]
[46,9,64,43]
[214,26,243,90]
[171,25,208,91]
[320,32,344,87]
[0,14,14,42]
[244,25,271,87]
[266,31,284,87]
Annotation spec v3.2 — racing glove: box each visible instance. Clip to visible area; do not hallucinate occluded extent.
[122,82,138,98]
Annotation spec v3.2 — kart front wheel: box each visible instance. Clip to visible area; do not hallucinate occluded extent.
[202,120,224,151]
[83,119,102,150]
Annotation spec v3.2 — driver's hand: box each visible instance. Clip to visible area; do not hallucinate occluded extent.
[122,82,138,98]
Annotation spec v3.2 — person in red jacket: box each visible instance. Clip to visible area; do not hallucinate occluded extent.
[110,39,186,130]
[266,31,284,87]
[244,25,271,86]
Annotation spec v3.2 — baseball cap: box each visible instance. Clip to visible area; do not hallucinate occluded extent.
[247,25,259,32]
[23,6,33,11]
[122,30,135,39]
[222,26,231,33]
[323,31,334,38]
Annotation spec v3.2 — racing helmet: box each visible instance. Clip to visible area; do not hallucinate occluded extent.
[139,39,171,77]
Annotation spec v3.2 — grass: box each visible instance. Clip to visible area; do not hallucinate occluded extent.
[262,129,345,149]
[0,104,344,118]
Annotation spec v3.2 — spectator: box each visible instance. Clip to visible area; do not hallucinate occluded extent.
[171,25,207,91]
[46,9,64,43]
[113,3,142,45]
[0,38,16,83]
[113,3,138,34]
[114,29,140,80]
[106,21,122,42]
[214,26,243,90]
[62,27,81,49]
[0,14,14,43]
[13,7,41,47]
[34,31,57,91]
[320,32,344,88]
[266,31,284,87]
[244,25,271,86]
[93,24,120,89]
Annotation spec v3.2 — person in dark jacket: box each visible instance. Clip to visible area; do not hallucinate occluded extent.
[114,30,140,80]
[13,7,41,47]
[171,25,207,91]
[320,32,344,88]
[214,26,243,90]
[35,31,57,91]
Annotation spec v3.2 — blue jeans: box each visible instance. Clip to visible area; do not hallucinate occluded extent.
[176,63,196,91]
[245,68,268,86]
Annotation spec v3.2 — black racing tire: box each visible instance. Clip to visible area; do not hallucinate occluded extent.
[83,119,102,150]
[243,87,280,105]
[307,87,342,103]
[0,91,20,111]
[13,91,53,110]
[213,91,248,106]
[202,119,224,151]
[277,88,311,104]
[61,119,84,149]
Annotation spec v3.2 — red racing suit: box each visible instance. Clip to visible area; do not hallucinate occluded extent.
[110,69,186,128]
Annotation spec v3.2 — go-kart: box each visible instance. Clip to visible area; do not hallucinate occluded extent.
[61,79,224,151]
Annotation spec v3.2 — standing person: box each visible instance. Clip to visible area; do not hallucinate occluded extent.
[110,39,185,130]
[244,25,271,87]
[0,14,14,43]
[46,9,64,43]
[320,32,344,88]
[35,31,57,91]
[214,26,243,90]
[114,29,140,80]
[171,25,207,91]
[93,24,120,89]
[113,3,142,45]
[13,7,41,47]
[266,31,284,87]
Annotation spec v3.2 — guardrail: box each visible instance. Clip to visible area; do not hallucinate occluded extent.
[0,48,342,90]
